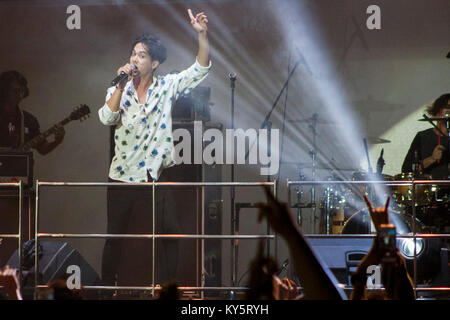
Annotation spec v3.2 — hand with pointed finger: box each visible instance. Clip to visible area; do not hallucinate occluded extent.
[256,186,298,239]
[188,9,208,33]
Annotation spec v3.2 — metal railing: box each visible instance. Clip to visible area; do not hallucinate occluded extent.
[34,180,276,299]
[288,179,450,295]
[0,181,23,288]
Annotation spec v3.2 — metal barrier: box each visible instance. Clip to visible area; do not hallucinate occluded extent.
[0,181,23,288]
[288,179,450,296]
[34,180,276,299]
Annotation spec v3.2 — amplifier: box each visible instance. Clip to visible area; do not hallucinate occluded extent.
[0,150,33,187]
[172,86,211,121]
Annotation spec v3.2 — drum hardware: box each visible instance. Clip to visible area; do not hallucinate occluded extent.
[294,166,306,227]
[391,173,438,208]
[292,202,317,209]
[309,113,319,232]
[284,161,358,172]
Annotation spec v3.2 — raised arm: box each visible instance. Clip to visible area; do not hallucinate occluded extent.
[188,9,209,67]
[256,186,346,300]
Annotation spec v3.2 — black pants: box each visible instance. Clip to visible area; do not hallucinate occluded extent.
[101,171,180,285]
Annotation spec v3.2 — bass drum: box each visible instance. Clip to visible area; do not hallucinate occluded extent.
[340,207,443,282]
[341,207,428,235]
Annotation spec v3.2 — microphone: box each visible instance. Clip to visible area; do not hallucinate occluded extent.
[229,73,237,89]
[111,64,137,86]
[277,258,289,276]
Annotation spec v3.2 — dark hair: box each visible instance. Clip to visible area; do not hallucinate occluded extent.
[427,93,450,116]
[131,34,167,64]
[0,70,29,104]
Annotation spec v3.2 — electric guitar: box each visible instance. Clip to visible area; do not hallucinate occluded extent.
[18,104,90,151]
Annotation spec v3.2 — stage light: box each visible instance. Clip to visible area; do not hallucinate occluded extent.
[398,237,425,259]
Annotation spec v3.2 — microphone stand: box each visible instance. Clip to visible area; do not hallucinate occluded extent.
[229,73,237,299]
[244,56,303,160]
[309,113,318,232]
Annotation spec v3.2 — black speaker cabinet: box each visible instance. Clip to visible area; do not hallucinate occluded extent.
[0,189,34,267]
[163,121,223,293]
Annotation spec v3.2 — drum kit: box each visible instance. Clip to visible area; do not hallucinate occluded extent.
[321,170,449,235]
[290,114,450,235]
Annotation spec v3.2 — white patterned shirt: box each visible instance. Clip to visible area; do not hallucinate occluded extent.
[98,58,211,182]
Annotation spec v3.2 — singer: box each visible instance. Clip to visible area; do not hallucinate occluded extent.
[402,93,450,179]
[98,9,211,288]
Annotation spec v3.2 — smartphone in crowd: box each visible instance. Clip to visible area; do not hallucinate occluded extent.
[378,223,397,263]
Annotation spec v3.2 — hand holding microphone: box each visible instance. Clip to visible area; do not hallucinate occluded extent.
[111,63,139,88]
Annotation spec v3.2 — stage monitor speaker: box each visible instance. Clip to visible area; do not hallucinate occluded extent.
[6,241,100,299]
[287,237,373,286]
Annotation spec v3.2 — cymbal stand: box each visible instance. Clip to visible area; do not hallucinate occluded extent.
[295,165,306,228]
[309,113,318,232]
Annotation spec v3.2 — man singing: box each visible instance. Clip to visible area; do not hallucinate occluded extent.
[98,9,211,287]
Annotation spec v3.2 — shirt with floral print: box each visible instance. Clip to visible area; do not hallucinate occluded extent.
[99,58,211,182]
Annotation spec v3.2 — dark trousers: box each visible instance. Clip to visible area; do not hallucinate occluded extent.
[101,171,180,285]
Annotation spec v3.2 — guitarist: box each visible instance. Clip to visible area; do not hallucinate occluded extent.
[0,70,65,154]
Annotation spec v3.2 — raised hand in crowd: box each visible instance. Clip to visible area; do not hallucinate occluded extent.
[256,186,346,300]
[350,195,415,300]
[0,266,22,300]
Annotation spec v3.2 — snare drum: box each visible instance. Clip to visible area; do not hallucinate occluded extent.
[392,172,438,207]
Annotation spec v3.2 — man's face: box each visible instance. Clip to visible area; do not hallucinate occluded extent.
[438,100,450,117]
[130,42,158,77]
[5,80,26,105]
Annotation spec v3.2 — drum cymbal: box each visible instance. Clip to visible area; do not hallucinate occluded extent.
[288,116,339,125]
[353,97,404,111]
[282,161,358,171]
[418,116,450,121]
[366,137,391,144]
